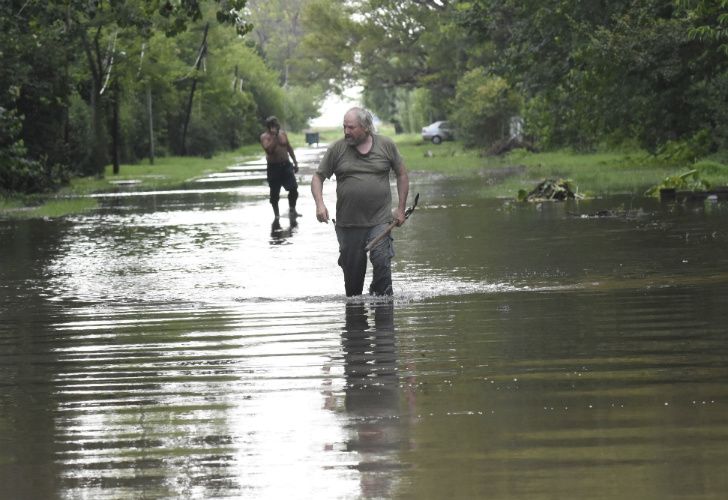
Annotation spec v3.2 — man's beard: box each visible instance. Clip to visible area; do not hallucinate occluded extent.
[345,133,366,146]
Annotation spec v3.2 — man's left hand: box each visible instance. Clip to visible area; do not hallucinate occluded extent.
[393,207,406,226]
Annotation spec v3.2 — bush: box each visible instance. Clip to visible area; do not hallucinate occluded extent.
[0,153,70,194]
[0,105,70,194]
[652,129,713,166]
[450,69,521,148]
[694,160,728,175]
[185,119,219,158]
[284,85,324,132]
[644,169,710,197]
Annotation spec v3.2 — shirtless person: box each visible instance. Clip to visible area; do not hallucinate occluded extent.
[260,116,299,218]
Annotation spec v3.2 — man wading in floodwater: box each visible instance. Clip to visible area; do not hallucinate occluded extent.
[260,116,300,219]
[311,107,410,297]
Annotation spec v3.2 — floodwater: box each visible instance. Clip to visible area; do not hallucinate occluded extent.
[2,149,728,499]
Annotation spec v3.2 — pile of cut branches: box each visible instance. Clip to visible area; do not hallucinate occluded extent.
[518,179,581,202]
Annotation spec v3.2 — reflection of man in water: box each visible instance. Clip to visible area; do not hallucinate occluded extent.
[341,303,405,498]
[270,216,298,246]
[260,116,300,219]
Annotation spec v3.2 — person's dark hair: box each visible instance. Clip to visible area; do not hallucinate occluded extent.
[265,116,280,129]
[347,107,375,134]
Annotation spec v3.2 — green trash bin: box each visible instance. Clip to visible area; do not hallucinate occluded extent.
[305,132,319,146]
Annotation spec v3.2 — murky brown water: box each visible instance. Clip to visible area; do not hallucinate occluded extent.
[3,149,728,499]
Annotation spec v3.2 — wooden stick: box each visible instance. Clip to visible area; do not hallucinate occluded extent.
[364,193,419,252]
[364,220,398,251]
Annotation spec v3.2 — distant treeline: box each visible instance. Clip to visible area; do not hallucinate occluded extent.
[4,1,728,195]
[301,0,728,159]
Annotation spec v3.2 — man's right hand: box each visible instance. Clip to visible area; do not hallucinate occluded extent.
[315,205,330,223]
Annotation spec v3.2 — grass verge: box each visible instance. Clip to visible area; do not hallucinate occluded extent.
[4,128,728,219]
[1,146,263,219]
[66,145,263,195]
[391,132,728,198]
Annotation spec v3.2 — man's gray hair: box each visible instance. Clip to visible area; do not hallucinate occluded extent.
[347,107,376,134]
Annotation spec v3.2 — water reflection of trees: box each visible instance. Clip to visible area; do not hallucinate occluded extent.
[0,219,68,499]
[340,303,409,499]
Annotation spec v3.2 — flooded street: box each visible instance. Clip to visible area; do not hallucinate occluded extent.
[3,148,728,499]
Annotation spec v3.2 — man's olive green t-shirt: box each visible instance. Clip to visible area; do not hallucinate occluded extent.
[316,135,404,228]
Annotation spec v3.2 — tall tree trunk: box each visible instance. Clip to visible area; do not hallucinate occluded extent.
[89,77,107,177]
[181,23,209,156]
[111,84,120,175]
[81,28,108,177]
[147,85,155,165]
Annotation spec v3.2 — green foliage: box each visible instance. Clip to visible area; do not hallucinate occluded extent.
[652,130,714,165]
[0,0,271,194]
[0,148,70,195]
[247,0,306,84]
[0,2,72,171]
[296,0,358,93]
[645,169,711,196]
[450,69,521,148]
[8,0,728,196]
[450,0,728,152]
[0,105,70,194]
[408,88,438,131]
[297,0,464,122]
[394,88,432,133]
[283,85,324,132]
[245,0,331,126]
[0,155,59,195]
[676,0,728,55]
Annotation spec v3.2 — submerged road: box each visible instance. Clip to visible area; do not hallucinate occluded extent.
[2,145,728,499]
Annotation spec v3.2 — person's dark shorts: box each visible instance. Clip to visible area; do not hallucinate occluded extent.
[266,160,298,192]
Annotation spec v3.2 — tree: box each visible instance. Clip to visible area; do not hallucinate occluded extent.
[450,69,521,148]
[297,0,358,94]
[227,0,326,129]
[137,13,283,157]
[247,0,306,85]
[2,0,311,194]
[0,2,75,192]
[676,0,728,57]
[454,0,725,151]
[298,0,464,128]
[62,0,252,175]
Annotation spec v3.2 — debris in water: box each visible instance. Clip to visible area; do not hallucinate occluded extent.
[518,178,582,202]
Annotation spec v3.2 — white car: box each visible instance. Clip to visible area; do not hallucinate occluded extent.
[421,121,454,144]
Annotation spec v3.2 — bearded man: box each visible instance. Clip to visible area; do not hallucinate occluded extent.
[311,107,410,297]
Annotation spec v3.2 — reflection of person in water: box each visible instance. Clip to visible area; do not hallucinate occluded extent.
[270,215,298,245]
[341,303,405,498]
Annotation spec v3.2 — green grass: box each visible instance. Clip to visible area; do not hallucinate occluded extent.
[476,149,669,198]
[17,198,99,219]
[0,146,263,220]
[5,129,728,219]
[392,133,728,198]
[0,194,99,219]
[0,197,24,212]
[66,145,263,195]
